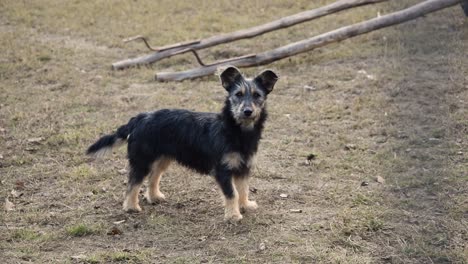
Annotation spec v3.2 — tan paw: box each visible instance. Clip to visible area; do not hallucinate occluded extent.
[123,204,142,213]
[123,201,142,213]
[241,201,258,211]
[224,212,243,222]
[145,191,166,204]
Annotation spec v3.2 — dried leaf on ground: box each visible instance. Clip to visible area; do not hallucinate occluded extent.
[27,137,44,144]
[113,220,126,225]
[289,209,303,213]
[4,198,14,211]
[11,189,23,198]
[70,255,87,260]
[258,242,266,252]
[376,175,385,184]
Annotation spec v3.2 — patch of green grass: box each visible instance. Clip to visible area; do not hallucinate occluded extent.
[332,208,386,240]
[365,216,384,232]
[11,229,41,241]
[66,223,95,237]
[82,256,100,264]
[352,193,373,207]
[68,163,97,179]
[109,252,132,262]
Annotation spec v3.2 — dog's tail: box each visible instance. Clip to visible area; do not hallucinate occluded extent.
[86,113,147,157]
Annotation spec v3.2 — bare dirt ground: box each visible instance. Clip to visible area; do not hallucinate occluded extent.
[1,1,467,263]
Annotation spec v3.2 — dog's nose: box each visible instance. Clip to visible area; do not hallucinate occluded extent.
[243,108,253,117]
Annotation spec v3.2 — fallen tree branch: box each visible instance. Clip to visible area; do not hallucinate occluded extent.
[156,0,462,81]
[112,0,388,69]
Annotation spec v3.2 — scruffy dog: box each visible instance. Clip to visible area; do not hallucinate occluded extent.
[87,66,278,221]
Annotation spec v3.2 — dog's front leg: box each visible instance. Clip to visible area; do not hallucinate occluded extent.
[215,167,242,221]
[233,176,258,212]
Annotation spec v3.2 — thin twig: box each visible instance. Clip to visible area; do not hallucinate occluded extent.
[186,49,207,66]
[123,35,201,52]
[173,48,257,67]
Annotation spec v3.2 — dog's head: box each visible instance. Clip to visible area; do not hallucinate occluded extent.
[220,66,278,130]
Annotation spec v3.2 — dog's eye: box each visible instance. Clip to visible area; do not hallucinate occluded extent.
[253,92,261,99]
[235,92,243,97]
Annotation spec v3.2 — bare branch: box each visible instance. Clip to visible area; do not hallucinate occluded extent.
[123,35,201,52]
[112,0,389,69]
[172,48,257,67]
[156,0,462,81]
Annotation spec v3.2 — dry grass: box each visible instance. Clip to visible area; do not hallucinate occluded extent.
[1,0,467,263]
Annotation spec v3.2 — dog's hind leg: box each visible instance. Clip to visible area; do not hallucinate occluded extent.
[234,176,258,212]
[123,162,150,212]
[216,168,242,221]
[146,157,172,204]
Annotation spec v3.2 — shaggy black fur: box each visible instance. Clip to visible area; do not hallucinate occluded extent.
[87,66,278,212]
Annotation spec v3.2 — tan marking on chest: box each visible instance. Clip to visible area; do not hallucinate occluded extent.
[221,152,243,169]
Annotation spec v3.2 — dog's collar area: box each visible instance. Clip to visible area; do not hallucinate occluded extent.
[235,117,256,130]
[239,122,255,131]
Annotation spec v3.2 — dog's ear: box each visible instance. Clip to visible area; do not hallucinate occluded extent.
[254,69,278,94]
[220,66,243,91]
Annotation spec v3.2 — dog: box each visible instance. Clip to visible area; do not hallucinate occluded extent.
[86,66,278,221]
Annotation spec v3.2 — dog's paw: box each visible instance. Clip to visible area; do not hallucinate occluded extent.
[241,201,258,211]
[123,201,142,213]
[224,212,243,222]
[123,205,142,213]
[145,191,166,204]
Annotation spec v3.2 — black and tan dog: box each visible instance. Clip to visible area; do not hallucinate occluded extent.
[87,66,278,221]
